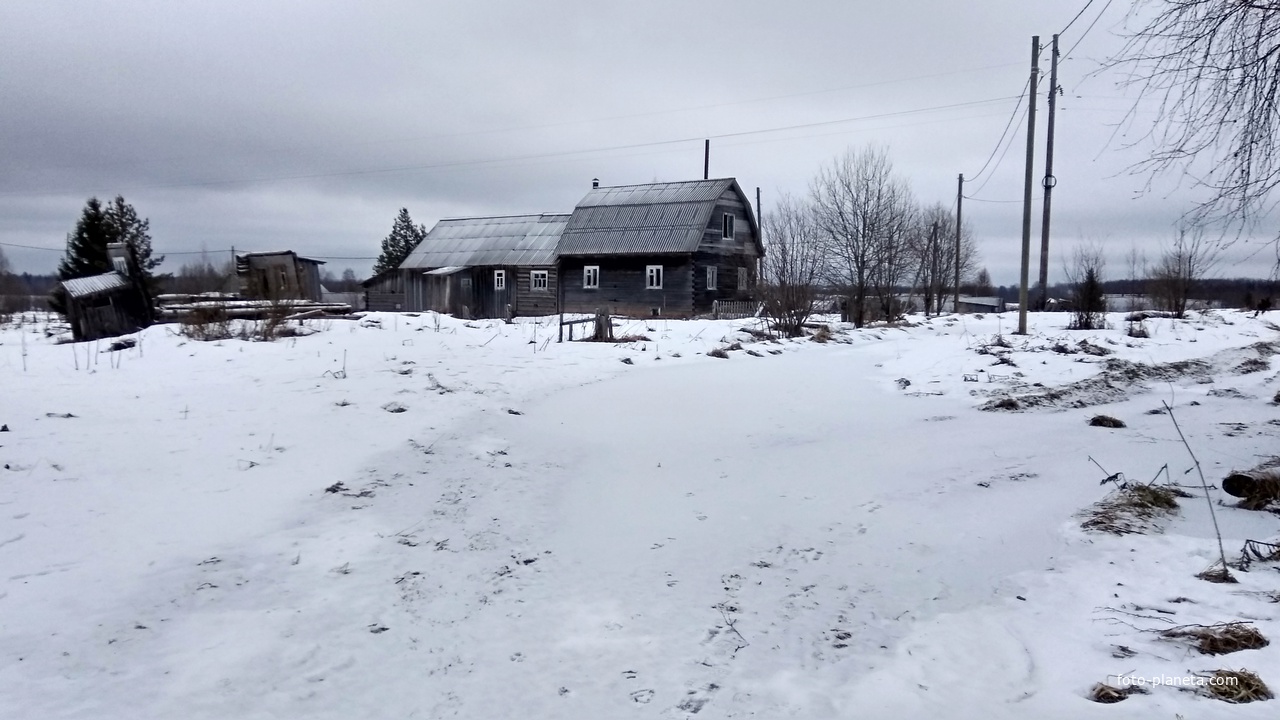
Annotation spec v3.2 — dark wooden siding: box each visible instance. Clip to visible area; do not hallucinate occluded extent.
[516,266,558,316]
[364,271,407,311]
[691,188,761,312]
[560,255,693,317]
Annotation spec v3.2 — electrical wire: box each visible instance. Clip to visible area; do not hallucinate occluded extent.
[1059,0,1096,36]
[968,97,1031,196]
[0,95,1021,197]
[1063,0,1115,62]
[964,78,1030,184]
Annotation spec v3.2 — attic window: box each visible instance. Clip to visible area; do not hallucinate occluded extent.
[494,270,506,290]
[722,213,735,240]
[531,270,548,291]
[583,265,599,289]
[646,265,663,290]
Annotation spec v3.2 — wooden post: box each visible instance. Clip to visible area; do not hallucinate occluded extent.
[954,174,963,314]
[703,139,710,180]
[1037,34,1060,311]
[1018,36,1040,335]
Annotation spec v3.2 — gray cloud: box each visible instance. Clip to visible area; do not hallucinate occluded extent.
[1,0,1271,283]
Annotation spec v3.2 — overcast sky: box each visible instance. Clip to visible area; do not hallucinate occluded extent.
[2,0,1275,284]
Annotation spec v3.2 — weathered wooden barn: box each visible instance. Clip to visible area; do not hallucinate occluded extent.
[60,243,152,341]
[557,178,762,317]
[391,214,567,317]
[236,251,325,302]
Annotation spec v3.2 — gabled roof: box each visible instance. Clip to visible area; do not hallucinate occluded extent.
[557,178,760,256]
[400,213,568,270]
[62,271,130,299]
[235,251,326,268]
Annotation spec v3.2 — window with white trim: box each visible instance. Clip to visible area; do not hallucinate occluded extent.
[722,213,735,240]
[494,269,506,290]
[706,266,717,290]
[530,270,548,291]
[737,267,749,289]
[583,265,599,289]
[646,265,663,289]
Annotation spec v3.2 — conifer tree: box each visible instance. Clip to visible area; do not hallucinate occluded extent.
[373,208,427,276]
[50,196,163,317]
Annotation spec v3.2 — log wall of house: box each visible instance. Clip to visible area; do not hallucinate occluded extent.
[690,188,761,313]
[560,255,693,317]
[516,266,558,316]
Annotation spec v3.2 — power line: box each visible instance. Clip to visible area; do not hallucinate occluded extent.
[964,78,1030,184]
[1,95,1022,197]
[1059,0,1096,35]
[969,96,1031,196]
[1063,0,1115,62]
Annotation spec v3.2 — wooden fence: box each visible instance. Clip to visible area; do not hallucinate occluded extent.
[712,300,763,320]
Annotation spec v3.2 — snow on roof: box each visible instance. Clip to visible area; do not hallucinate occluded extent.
[62,271,129,299]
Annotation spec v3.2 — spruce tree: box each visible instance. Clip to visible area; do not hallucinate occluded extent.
[105,195,163,312]
[50,196,163,317]
[373,208,427,276]
[51,197,114,313]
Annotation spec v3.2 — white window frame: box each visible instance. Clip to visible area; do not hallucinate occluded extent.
[583,265,599,289]
[738,267,749,289]
[494,269,506,290]
[646,265,664,290]
[530,270,549,292]
[722,213,735,240]
[706,266,717,290]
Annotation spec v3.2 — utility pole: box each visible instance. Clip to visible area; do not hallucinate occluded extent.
[930,220,940,317]
[1037,34,1060,312]
[1017,36,1041,335]
[954,174,963,314]
[703,139,710,180]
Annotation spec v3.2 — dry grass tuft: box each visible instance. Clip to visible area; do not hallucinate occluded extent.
[1088,683,1148,704]
[987,397,1021,411]
[1222,468,1280,510]
[1081,484,1181,535]
[1089,414,1126,428]
[1201,669,1273,703]
[1162,623,1269,655]
[706,348,729,359]
[809,326,832,343]
[1197,564,1240,584]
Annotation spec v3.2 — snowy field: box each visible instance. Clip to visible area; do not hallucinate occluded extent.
[2,309,1279,719]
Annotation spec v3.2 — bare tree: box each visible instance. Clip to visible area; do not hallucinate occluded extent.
[1149,222,1222,317]
[910,203,978,315]
[1065,244,1107,330]
[1108,2,1280,228]
[760,192,824,337]
[810,146,915,326]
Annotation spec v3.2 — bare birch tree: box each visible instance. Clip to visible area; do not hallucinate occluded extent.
[760,192,824,337]
[1149,222,1221,317]
[910,203,977,315]
[810,146,914,326]
[1109,2,1280,229]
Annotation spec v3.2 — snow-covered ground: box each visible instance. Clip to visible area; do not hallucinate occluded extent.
[2,309,1278,718]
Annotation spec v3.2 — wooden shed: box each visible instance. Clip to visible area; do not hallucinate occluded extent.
[235,251,325,302]
[557,178,762,317]
[396,214,566,318]
[60,244,151,341]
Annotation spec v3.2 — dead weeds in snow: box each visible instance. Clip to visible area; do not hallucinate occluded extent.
[1081,483,1183,535]
[1161,623,1269,655]
[1088,682,1148,703]
[1200,669,1274,703]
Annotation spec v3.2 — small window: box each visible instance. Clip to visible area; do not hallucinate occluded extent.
[646,265,663,289]
[494,270,506,290]
[722,213,735,240]
[531,270,548,292]
[737,267,749,289]
[706,266,717,290]
[583,265,599,289]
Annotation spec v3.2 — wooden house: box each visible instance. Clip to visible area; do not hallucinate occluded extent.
[60,243,152,341]
[235,251,325,302]
[557,178,762,317]
[392,214,567,318]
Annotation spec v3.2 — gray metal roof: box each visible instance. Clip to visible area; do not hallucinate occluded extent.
[62,272,130,299]
[400,214,568,269]
[558,178,755,256]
